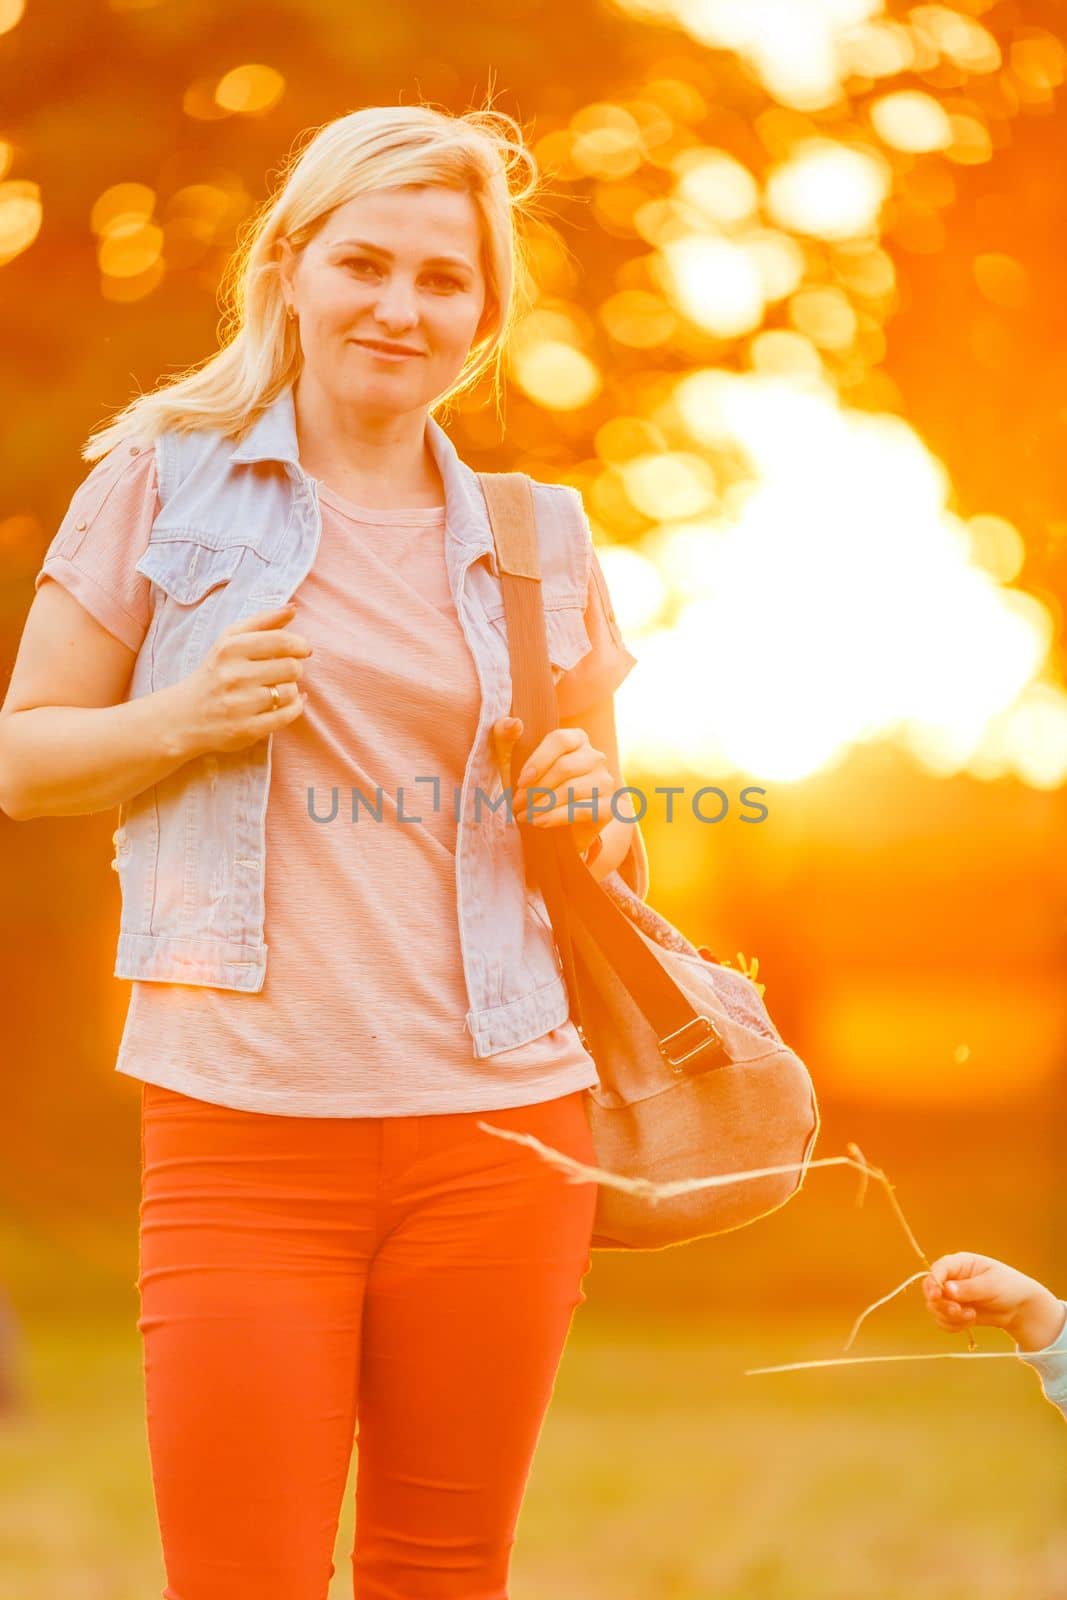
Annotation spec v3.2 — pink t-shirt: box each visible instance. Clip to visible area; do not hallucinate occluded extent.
[35,449,639,1116]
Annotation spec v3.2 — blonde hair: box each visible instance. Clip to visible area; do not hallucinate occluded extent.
[83,98,544,461]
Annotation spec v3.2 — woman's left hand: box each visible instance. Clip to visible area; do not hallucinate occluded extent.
[491,716,611,859]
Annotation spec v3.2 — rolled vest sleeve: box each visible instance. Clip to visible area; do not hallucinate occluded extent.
[550,488,648,899]
[34,444,158,653]
[555,544,639,721]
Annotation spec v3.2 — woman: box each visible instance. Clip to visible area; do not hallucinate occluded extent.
[0,104,646,1598]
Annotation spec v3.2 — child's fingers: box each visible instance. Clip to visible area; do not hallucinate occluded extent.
[923,1271,962,1305]
[928,1253,1004,1308]
[930,1307,977,1333]
[922,1278,974,1314]
[921,1280,979,1318]
[928,1251,982,1284]
[941,1274,994,1305]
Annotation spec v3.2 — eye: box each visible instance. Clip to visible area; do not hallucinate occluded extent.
[341,258,464,291]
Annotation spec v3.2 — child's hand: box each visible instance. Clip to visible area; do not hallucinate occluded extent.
[923,1252,1067,1353]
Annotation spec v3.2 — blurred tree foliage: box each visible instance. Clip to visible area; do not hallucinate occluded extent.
[1,0,1065,1227]
[1,0,1064,611]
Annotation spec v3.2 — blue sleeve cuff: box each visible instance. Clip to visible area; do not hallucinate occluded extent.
[1018,1300,1067,1417]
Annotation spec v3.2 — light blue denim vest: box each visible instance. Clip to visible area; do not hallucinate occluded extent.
[110,382,646,1058]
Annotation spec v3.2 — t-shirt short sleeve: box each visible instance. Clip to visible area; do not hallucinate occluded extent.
[34,444,159,653]
[555,543,639,721]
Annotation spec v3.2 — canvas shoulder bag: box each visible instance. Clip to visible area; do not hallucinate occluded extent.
[477,470,821,1252]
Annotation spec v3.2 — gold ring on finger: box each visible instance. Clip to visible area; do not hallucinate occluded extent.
[268,684,281,712]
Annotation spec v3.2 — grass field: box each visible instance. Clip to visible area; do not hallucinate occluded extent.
[1,1303,1065,1600]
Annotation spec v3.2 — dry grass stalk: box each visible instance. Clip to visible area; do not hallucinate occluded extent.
[745,1351,1024,1376]
[476,1126,982,1364]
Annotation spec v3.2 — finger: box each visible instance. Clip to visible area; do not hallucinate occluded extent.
[222,604,296,634]
[521,800,572,825]
[927,1308,959,1330]
[930,1311,972,1333]
[924,1274,968,1304]
[273,687,307,724]
[508,729,554,791]
[942,1300,976,1318]
[522,764,606,806]
[943,1274,995,1305]
[927,1253,984,1290]
[524,741,611,801]
[491,717,524,785]
[248,655,306,685]
[258,680,301,707]
[494,717,524,761]
[513,749,605,804]
[513,786,578,822]
[237,630,313,660]
[514,727,585,788]
[522,796,600,827]
[514,778,606,825]
[936,1256,997,1300]
[930,1294,978,1321]
[927,1254,985,1292]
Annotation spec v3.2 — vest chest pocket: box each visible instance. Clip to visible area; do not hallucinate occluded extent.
[135,539,246,606]
[486,600,593,684]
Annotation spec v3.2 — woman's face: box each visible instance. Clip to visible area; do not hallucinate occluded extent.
[279,184,491,417]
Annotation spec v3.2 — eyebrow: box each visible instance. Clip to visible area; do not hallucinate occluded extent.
[329,238,475,273]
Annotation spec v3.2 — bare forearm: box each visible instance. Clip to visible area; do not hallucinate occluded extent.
[0,686,201,820]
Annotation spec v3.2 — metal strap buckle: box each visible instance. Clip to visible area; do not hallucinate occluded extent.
[658,1015,721,1070]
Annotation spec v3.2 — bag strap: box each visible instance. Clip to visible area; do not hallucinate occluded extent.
[476,471,724,1072]
[475,472,588,1036]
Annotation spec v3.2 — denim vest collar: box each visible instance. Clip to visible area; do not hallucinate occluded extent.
[227,384,501,576]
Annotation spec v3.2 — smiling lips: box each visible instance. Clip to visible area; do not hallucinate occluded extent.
[353,339,424,360]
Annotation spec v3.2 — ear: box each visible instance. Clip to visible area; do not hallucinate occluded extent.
[276,236,297,303]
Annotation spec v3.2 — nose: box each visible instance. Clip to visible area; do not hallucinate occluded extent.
[372,277,420,334]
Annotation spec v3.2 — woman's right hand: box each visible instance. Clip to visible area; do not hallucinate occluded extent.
[172,603,312,757]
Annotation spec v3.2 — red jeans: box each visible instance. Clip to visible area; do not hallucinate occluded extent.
[137,1081,598,1600]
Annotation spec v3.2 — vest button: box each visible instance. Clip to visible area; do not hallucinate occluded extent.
[129,445,140,456]
[75,519,87,531]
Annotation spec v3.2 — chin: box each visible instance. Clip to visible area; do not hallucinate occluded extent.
[335,373,411,403]
[349,371,443,407]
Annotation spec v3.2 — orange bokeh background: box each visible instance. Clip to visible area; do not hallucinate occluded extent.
[0,0,1065,1510]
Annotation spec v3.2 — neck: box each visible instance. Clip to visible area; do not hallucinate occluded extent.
[291,370,444,508]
